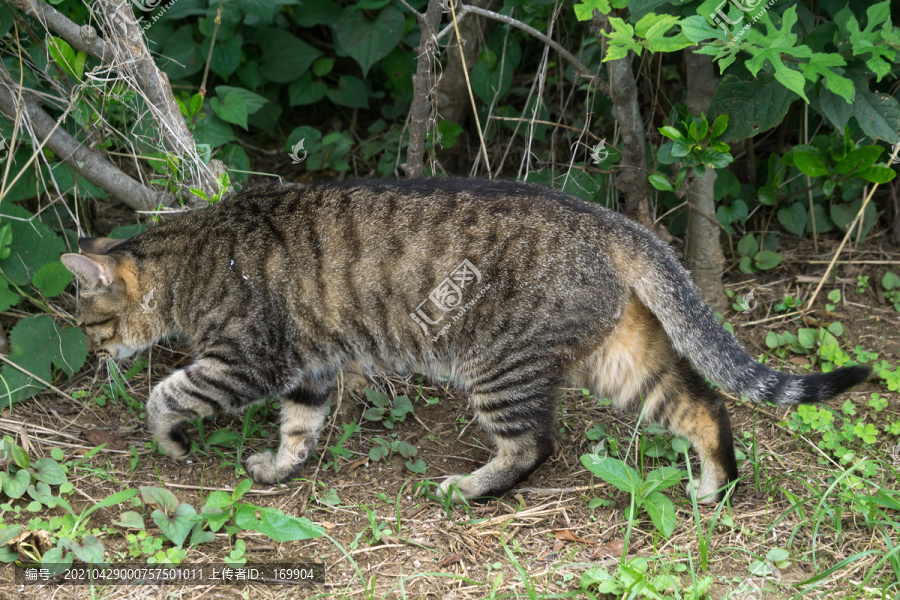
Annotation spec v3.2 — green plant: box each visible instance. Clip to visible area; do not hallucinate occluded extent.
[367,434,425,474]
[362,389,414,429]
[857,275,869,294]
[0,437,71,511]
[325,422,361,471]
[651,111,732,193]
[882,271,900,312]
[736,234,782,274]
[200,477,324,543]
[580,454,683,537]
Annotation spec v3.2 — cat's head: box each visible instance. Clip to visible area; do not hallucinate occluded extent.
[61,238,165,360]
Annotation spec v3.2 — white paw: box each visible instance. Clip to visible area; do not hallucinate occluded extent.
[437,475,469,502]
[685,479,719,505]
[247,451,278,485]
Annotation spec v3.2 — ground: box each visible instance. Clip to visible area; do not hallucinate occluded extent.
[0,235,898,600]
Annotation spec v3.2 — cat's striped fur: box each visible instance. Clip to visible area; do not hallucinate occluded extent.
[61,179,870,503]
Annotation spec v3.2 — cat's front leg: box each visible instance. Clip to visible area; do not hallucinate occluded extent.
[246,385,331,485]
[146,358,270,460]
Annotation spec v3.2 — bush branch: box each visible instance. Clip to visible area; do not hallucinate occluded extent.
[0,82,174,211]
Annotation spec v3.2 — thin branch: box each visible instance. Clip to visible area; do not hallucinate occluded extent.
[804,142,900,315]
[436,4,608,93]
[0,82,174,211]
[10,0,110,60]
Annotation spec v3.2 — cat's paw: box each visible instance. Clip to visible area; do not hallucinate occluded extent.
[437,475,471,502]
[152,422,192,460]
[247,451,279,485]
[684,480,721,505]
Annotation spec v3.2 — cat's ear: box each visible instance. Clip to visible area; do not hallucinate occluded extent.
[61,254,115,287]
[77,237,122,255]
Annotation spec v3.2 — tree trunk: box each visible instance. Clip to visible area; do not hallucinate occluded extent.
[591,14,651,225]
[684,50,727,312]
[403,0,444,178]
[434,0,498,170]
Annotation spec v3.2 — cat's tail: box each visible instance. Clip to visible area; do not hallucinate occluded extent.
[613,224,871,406]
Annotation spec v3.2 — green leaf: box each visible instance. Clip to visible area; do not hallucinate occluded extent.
[679,15,724,43]
[234,504,325,542]
[395,441,417,458]
[708,74,796,143]
[363,407,385,421]
[369,444,388,461]
[31,261,73,298]
[41,547,73,577]
[777,203,808,237]
[883,272,900,291]
[807,203,834,234]
[160,26,204,78]
[709,114,728,139]
[792,151,828,177]
[289,73,327,107]
[335,6,404,77]
[0,525,23,546]
[0,316,88,405]
[213,86,268,115]
[391,396,413,418]
[204,491,233,509]
[836,76,900,143]
[27,482,55,507]
[757,185,776,206]
[856,166,896,184]
[602,17,642,61]
[643,491,676,537]
[325,75,369,109]
[658,126,683,141]
[233,478,253,501]
[2,469,30,498]
[33,457,66,485]
[0,223,12,260]
[640,467,683,496]
[799,53,854,103]
[648,173,675,192]
[737,234,758,258]
[210,93,249,130]
[830,199,877,242]
[579,455,641,494]
[827,322,844,337]
[320,488,341,506]
[113,511,145,530]
[574,0,610,20]
[256,28,323,83]
[140,486,179,513]
[312,57,334,77]
[405,458,427,474]
[189,522,216,547]
[754,250,782,271]
[798,328,818,349]
[0,204,66,286]
[70,535,104,565]
[835,146,882,175]
[152,502,197,547]
[9,442,28,469]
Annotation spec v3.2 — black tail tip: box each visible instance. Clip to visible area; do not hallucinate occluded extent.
[811,364,873,401]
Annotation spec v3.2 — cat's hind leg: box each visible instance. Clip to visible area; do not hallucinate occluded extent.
[247,384,331,485]
[661,361,739,503]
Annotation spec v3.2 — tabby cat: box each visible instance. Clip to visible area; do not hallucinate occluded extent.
[61,179,870,503]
